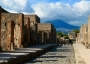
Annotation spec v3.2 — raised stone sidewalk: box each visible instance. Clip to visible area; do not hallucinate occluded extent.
[73,43,90,64]
[0,44,56,64]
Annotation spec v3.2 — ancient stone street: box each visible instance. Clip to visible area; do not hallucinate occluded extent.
[24,45,76,64]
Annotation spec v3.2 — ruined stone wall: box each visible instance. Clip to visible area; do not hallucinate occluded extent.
[41,30,51,43]
[37,23,51,43]
[78,24,88,46]
[79,24,85,44]
[0,6,1,48]
[6,21,14,50]
[76,33,78,43]
[80,24,86,44]
[37,31,42,44]
[88,16,90,45]
[37,23,56,43]
[79,25,83,44]
[38,23,51,31]
[0,7,57,50]
[23,17,30,47]
[68,32,75,39]
[1,13,18,49]
[24,15,39,45]
[24,15,40,27]
[83,24,88,45]
[76,17,89,48]
[41,31,48,44]
[1,13,24,50]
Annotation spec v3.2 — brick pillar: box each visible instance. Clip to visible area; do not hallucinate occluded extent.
[18,13,24,48]
[0,6,2,51]
[7,21,14,50]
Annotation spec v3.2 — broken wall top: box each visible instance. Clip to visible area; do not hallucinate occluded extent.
[1,13,24,23]
[37,23,56,34]
[24,14,40,24]
[0,6,9,13]
[37,23,52,31]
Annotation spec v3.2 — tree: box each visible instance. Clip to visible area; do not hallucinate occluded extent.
[57,32,63,37]
[72,29,80,36]
[57,32,68,37]
[72,29,79,33]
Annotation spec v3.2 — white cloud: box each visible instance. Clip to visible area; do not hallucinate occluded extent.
[0,0,90,26]
[68,21,87,26]
[31,1,90,26]
[0,0,34,13]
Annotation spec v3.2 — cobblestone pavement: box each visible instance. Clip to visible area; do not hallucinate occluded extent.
[23,45,76,64]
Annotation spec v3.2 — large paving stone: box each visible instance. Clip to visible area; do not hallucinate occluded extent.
[24,45,77,64]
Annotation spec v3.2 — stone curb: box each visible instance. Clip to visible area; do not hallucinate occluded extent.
[0,44,56,64]
[73,44,86,64]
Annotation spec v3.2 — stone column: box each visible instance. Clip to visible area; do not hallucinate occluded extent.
[18,13,24,48]
[6,21,14,50]
[0,6,2,51]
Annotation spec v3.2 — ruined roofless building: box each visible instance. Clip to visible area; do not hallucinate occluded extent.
[0,6,26,50]
[68,31,76,40]
[24,14,40,45]
[1,12,24,50]
[37,31,47,44]
[37,23,56,43]
[0,6,57,51]
[24,14,40,28]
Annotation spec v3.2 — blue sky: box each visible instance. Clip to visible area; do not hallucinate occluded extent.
[28,0,81,5]
[0,0,90,26]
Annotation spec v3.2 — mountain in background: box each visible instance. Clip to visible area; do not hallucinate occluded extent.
[45,19,80,32]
